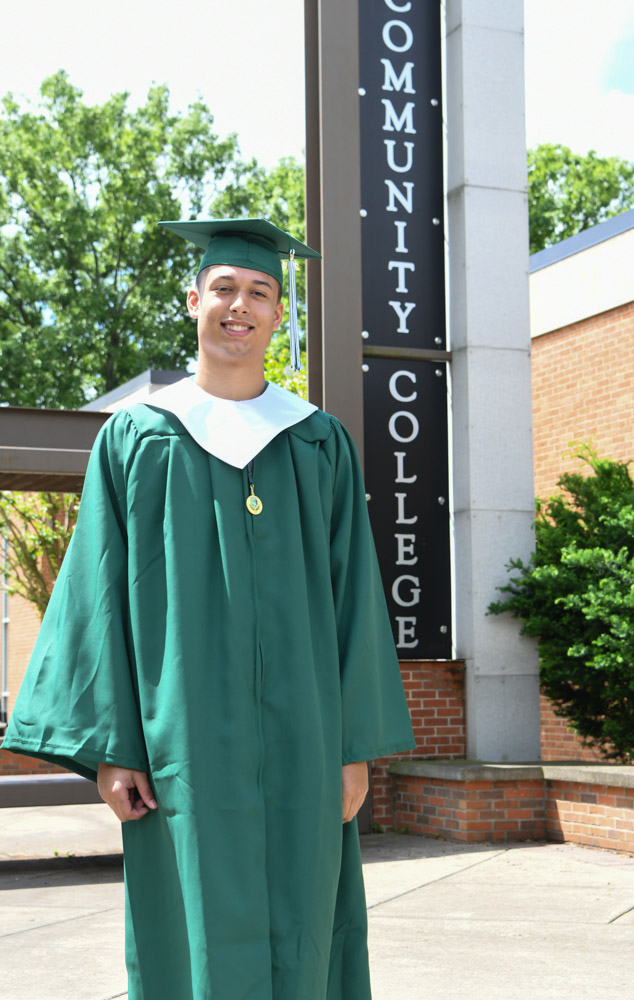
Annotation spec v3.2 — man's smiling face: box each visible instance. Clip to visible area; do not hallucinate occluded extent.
[187,264,284,372]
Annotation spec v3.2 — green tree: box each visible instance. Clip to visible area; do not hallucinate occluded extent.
[489,445,634,761]
[0,491,79,617]
[528,143,634,254]
[0,71,245,408]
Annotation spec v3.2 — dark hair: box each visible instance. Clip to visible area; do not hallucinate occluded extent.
[196,266,211,298]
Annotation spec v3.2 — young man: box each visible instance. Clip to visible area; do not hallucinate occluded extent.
[4,219,415,999]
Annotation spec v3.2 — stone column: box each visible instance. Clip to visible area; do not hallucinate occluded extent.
[446,0,540,760]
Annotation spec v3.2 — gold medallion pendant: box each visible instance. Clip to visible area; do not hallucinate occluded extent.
[246,485,263,516]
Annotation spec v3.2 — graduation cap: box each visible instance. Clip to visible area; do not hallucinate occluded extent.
[159,218,322,372]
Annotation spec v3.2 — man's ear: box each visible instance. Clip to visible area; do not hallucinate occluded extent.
[273,300,284,331]
[187,287,200,319]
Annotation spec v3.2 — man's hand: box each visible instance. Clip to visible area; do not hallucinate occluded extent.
[97,763,158,822]
[342,761,369,823]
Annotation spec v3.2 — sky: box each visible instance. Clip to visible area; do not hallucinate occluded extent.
[0,0,634,165]
[0,0,306,166]
[524,0,634,159]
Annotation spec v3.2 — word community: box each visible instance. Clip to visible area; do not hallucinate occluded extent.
[381,0,420,337]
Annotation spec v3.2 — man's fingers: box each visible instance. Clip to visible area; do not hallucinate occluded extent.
[341,762,369,822]
[127,797,149,820]
[133,772,158,811]
[341,788,363,822]
[342,791,355,823]
[122,772,157,820]
[103,791,134,823]
[342,792,365,823]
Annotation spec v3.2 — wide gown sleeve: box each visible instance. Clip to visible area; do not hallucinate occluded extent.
[328,418,416,764]
[2,411,149,781]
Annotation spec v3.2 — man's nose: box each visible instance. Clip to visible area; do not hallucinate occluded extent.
[229,291,249,312]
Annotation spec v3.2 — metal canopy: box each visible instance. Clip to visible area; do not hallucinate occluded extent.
[0,407,110,492]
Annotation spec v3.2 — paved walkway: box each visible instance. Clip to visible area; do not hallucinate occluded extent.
[2,804,634,999]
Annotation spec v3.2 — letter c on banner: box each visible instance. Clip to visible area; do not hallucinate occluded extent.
[388,410,419,443]
[382,20,414,53]
[384,0,412,11]
[389,370,417,403]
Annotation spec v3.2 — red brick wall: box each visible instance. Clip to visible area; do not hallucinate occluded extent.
[531,299,634,503]
[393,775,546,842]
[532,298,634,760]
[392,769,634,850]
[547,780,634,851]
[372,660,465,830]
[0,746,66,775]
[540,694,605,762]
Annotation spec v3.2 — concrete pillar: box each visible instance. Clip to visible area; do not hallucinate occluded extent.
[446,0,540,760]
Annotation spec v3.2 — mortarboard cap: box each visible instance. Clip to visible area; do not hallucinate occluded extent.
[159,218,321,371]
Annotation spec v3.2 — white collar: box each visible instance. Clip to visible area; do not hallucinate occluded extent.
[145,377,317,469]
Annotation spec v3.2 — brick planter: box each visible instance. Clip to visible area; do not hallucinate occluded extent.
[545,767,634,851]
[388,760,634,852]
[390,762,546,841]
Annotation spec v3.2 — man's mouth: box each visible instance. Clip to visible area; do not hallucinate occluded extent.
[222,321,253,336]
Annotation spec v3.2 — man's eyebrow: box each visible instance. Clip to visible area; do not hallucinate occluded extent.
[211,274,274,290]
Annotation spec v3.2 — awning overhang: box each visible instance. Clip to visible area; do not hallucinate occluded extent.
[0,407,110,491]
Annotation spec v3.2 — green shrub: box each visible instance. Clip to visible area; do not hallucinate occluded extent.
[489,445,634,762]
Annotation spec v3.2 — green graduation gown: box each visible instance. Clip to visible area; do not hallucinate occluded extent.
[4,399,415,999]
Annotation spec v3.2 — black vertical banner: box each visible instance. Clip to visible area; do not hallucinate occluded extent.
[363,359,451,659]
[359,0,445,351]
[359,1,451,657]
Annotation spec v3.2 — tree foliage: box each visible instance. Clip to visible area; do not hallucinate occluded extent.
[489,446,634,761]
[0,71,245,408]
[528,143,634,254]
[0,491,79,617]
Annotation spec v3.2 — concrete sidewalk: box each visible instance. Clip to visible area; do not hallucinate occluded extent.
[1,805,634,999]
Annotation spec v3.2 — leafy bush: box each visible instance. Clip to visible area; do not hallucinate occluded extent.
[489,445,634,762]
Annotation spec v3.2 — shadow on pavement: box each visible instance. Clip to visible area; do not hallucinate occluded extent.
[0,858,123,892]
